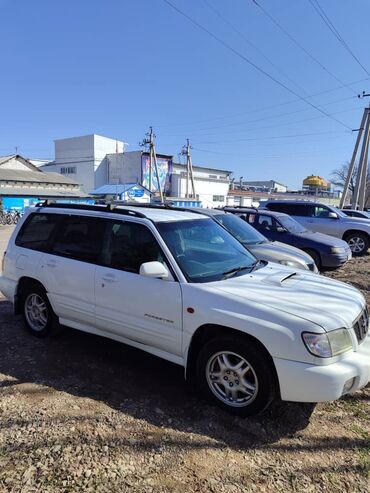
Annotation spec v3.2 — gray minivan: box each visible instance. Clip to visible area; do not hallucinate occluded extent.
[263,200,370,256]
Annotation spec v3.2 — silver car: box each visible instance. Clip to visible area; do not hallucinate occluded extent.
[191,208,318,273]
[264,200,370,256]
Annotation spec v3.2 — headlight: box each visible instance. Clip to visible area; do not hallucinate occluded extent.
[302,329,352,358]
[279,259,308,270]
[331,247,345,254]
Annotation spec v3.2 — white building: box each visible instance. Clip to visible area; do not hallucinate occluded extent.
[42,134,231,206]
[42,134,125,193]
[171,162,231,208]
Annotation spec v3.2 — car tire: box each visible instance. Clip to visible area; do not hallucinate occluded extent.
[344,232,369,256]
[196,336,277,417]
[304,249,321,270]
[21,283,58,338]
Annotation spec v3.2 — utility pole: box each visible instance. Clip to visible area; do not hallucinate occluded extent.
[180,139,196,198]
[140,127,163,203]
[340,93,370,210]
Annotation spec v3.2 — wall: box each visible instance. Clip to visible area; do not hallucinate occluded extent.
[43,135,125,193]
[106,151,143,187]
[171,163,230,207]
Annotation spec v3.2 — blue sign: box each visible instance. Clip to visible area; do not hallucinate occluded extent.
[127,187,145,199]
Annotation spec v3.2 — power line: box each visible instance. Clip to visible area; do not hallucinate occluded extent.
[159,95,356,136]
[308,0,370,76]
[202,0,309,95]
[154,77,369,128]
[250,0,358,95]
[192,129,351,145]
[162,0,352,130]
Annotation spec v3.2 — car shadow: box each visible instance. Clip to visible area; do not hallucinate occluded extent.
[0,299,316,451]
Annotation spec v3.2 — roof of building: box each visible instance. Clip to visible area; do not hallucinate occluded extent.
[172,162,232,174]
[0,168,79,185]
[90,183,151,195]
[0,187,88,198]
[0,154,39,171]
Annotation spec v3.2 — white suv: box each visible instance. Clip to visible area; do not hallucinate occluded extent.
[0,203,369,416]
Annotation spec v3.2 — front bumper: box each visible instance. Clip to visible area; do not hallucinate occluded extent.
[321,248,352,268]
[274,335,370,402]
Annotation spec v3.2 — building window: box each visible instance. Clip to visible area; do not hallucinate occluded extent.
[212,195,224,202]
[60,166,77,174]
[209,174,218,179]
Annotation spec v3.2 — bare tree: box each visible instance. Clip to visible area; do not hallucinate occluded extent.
[331,162,370,207]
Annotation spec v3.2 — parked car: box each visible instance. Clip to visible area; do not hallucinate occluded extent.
[0,203,369,417]
[224,207,351,269]
[341,209,370,220]
[184,207,318,273]
[263,200,370,256]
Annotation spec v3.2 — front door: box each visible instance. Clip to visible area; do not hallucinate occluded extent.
[94,219,183,357]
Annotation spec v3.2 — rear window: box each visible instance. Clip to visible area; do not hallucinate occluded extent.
[266,202,311,216]
[15,213,60,251]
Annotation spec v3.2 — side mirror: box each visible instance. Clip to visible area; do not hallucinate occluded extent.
[139,261,169,279]
[328,212,338,219]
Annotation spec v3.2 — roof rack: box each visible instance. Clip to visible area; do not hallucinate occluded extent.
[115,201,212,215]
[39,200,147,219]
[224,205,259,211]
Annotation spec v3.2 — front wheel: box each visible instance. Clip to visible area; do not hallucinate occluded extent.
[345,232,369,256]
[196,336,277,416]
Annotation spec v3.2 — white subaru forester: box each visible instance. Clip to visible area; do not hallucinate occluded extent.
[0,203,369,416]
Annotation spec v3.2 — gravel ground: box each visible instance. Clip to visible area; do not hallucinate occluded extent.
[0,225,369,492]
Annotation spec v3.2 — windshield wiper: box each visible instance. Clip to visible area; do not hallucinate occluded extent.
[222,265,251,279]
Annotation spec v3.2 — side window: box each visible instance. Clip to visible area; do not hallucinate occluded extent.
[15,213,60,251]
[268,203,310,216]
[51,215,105,263]
[312,206,330,218]
[256,215,275,231]
[101,221,165,273]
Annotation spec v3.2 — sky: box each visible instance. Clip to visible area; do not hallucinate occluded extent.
[1,0,370,188]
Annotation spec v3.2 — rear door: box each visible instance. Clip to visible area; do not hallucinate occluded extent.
[94,219,183,357]
[267,203,312,230]
[40,214,105,327]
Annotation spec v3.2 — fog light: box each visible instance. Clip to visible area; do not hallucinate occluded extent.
[342,378,355,394]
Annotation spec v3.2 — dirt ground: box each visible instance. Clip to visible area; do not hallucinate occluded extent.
[0,225,369,492]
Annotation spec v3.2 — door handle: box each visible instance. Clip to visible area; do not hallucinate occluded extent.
[46,260,57,268]
[101,275,118,283]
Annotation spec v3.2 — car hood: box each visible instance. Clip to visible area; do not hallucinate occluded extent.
[299,231,349,248]
[207,265,364,331]
[342,217,370,228]
[248,241,314,268]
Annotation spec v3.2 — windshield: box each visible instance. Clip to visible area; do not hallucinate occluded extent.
[157,218,257,283]
[214,213,268,245]
[278,215,307,234]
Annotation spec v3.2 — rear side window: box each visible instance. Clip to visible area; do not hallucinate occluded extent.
[51,215,106,263]
[15,213,60,251]
[267,202,311,216]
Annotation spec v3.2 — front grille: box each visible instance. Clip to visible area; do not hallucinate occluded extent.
[353,307,369,344]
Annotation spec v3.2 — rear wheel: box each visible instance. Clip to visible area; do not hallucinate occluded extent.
[345,232,369,256]
[196,336,277,416]
[21,283,58,337]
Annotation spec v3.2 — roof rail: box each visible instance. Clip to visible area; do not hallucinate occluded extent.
[39,200,147,219]
[224,205,259,211]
